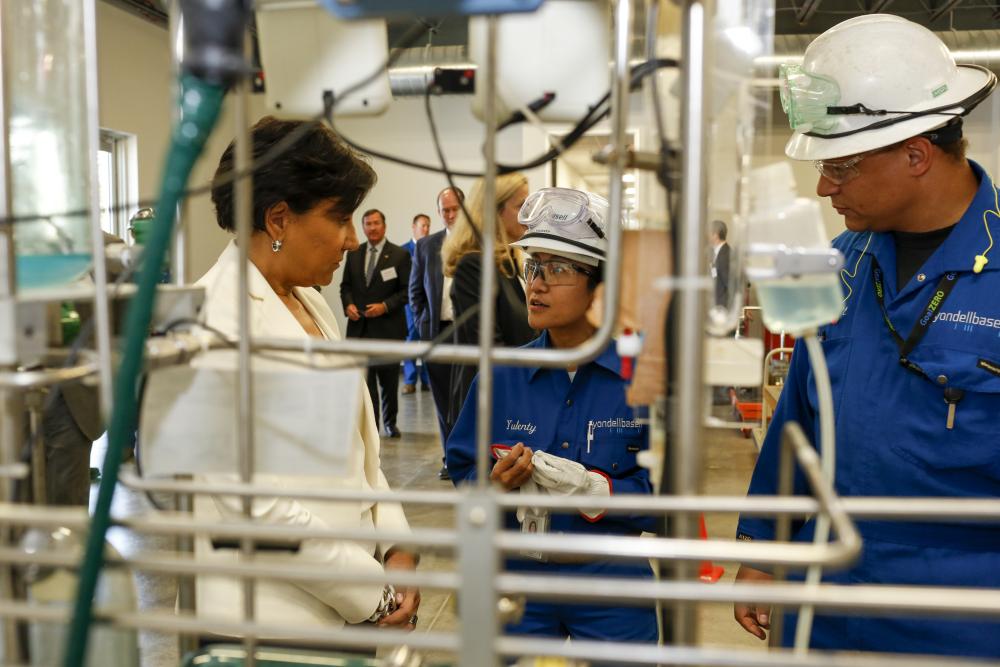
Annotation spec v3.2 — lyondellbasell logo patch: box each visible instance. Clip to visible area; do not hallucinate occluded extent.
[978,358,1000,378]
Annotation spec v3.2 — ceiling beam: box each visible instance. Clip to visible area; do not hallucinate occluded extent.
[795,0,824,26]
[866,0,896,12]
[929,0,965,23]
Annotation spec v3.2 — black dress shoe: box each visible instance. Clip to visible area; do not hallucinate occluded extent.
[385,426,401,438]
[438,466,451,480]
[420,384,431,392]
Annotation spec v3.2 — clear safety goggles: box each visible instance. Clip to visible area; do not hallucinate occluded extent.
[813,143,901,185]
[522,257,593,287]
[518,189,605,240]
[778,64,842,133]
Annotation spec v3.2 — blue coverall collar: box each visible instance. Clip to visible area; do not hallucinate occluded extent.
[849,159,1000,300]
[526,331,623,382]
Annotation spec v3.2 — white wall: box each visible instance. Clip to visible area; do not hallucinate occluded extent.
[96,1,269,286]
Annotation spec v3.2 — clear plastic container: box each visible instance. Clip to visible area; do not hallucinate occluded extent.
[5,0,93,290]
[747,163,843,334]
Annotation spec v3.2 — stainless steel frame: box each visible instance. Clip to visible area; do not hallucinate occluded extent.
[0,1,997,666]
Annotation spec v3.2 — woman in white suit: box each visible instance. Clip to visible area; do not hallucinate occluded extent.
[192,116,418,638]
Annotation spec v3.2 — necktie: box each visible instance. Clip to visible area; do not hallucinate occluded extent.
[365,246,378,286]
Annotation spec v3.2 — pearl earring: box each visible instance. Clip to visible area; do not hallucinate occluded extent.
[271,239,283,253]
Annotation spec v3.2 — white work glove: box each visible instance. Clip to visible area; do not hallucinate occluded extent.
[531,451,610,521]
[492,445,547,524]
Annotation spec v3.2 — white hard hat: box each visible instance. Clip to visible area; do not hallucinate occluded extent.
[510,187,609,267]
[781,14,996,161]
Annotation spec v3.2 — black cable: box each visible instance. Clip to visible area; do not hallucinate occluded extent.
[325,58,679,180]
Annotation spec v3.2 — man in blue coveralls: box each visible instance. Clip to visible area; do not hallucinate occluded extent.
[734,15,1000,657]
[446,188,659,645]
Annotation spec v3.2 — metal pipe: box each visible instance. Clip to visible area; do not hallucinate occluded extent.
[475,15,499,489]
[464,19,500,666]
[26,390,45,503]
[0,359,97,389]
[497,636,998,667]
[0,545,459,590]
[114,473,1000,521]
[0,0,15,299]
[0,389,22,662]
[495,575,1000,619]
[0,601,461,653]
[233,24,257,666]
[82,0,114,420]
[495,532,854,568]
[119,470,464,505]
[673,0,710,645]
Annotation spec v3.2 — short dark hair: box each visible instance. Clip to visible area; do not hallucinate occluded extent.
[211,116,376,233]
[362,208,385,224]
[437,186,465,210]
[711,220,728,241]
[937,137,968,162]
[413,213,430,225]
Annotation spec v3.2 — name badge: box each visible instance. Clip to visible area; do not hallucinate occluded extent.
[380,266,397,281]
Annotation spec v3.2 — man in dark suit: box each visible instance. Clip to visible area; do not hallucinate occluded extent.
[710,219,731,307]
[400,213,432,394]
[340,209,411,438]
[408,186,463,478]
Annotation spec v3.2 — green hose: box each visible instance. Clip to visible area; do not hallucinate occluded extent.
[63,74,226,667]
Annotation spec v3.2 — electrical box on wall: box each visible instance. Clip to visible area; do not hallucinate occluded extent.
[469,0,610,123]
[255,4,391,117]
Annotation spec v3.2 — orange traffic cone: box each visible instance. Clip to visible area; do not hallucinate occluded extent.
[698,514,724,583]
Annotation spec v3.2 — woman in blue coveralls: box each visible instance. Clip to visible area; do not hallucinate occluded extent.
[734,15,1000,658]
[445,187,659,644]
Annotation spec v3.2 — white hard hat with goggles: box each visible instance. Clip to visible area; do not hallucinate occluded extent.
[511,187,609,268]
[779,14,996,161]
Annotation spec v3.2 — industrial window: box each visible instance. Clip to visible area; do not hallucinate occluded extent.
[97,130,133,240]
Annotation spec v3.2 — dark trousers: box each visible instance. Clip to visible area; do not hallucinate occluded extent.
[42,389,92,507]
[425,320,457,459]
[366,363,399,431]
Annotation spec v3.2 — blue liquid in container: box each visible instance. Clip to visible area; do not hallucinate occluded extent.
[16,254,92,290]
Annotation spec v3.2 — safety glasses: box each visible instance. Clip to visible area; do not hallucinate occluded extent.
[518,188,605,240]
[813,143,901,185]
[522,258,593,287]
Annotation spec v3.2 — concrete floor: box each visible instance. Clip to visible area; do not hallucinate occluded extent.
[92,382,765,665]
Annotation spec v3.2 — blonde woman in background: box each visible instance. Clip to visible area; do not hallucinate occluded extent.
[441,173,537,428]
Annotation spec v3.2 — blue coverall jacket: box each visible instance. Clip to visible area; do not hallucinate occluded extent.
[446,332,659,642]
[737,161,1000,657]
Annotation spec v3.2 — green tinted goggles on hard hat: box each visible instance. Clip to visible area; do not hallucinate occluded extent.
[778,64,842,133]
[778,63,996,139]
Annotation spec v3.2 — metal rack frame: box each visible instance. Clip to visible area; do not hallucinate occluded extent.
[0,1,999,666]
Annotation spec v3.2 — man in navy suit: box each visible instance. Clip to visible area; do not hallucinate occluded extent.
[341,209,411,438]
[401,213,431,394]
[409,187,464,479]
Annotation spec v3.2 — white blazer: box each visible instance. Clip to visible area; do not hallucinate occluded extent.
[190,240,410,633]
